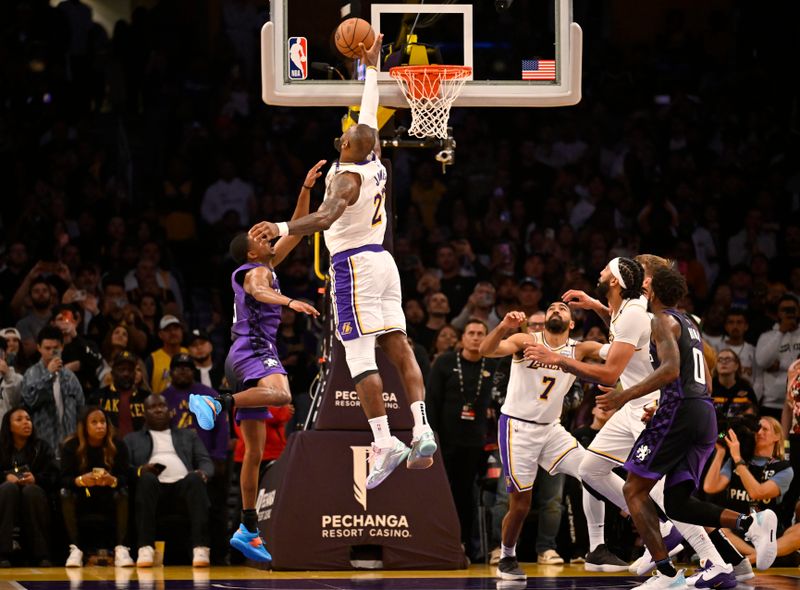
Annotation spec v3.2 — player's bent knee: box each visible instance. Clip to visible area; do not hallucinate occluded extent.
[578,453,608,480]
[274,389,291,406]
[342,335,378,379]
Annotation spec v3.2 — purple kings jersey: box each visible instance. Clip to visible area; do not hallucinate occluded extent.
[231,262,282,346]
[650,308,710,404]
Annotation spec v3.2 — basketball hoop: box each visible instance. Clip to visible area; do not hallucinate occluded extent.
[389,65,471,140]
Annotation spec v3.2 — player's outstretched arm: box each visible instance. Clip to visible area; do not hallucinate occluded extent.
[356,33,383,155]
[243,266,319,317]
[272,159,326,267]
[596,313,678,410]
[480,311,527,357]
[525,338,634,386]
[249,173,358,242]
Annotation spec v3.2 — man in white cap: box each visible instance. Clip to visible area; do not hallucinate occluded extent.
[145,315,187,394]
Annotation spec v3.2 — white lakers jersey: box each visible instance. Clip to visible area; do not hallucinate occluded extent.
[501,332,578,424]
[323,153,387,256]
[610,296,659,409]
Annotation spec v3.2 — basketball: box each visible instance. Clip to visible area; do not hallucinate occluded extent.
[334,18,375,59]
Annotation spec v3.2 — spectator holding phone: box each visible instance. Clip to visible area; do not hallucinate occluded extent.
[21,326,84,456]
[0,407,59,567]
[124,393,213,567]
[60,406,132,567]
[0,337,22,424]
[52,304,103,393]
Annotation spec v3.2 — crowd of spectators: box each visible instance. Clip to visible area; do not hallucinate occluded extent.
[0,0,799,569]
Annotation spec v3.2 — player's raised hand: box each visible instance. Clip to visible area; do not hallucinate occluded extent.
[303,160,327,190]
[358,33,384,68]
[523,342,560,366]
[288,299,320,318]
[502,311,527,329]
[249,221,279,243]
[562,289,599,310]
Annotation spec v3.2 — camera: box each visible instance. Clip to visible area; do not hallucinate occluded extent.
[717,414,758,462]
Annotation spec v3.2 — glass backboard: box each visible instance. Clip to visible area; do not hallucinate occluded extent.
[262,0,582,108]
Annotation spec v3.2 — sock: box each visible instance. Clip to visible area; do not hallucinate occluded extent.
[659,520,673,538]
[242,509,258,533]
[655,558,677,577]
[582,490,606,551]
[709,528,745,565]
[410,401,432,438]
[735,514,753,531]
[672,521,726,568]
[501,543,516,558]
[368,415,393,447]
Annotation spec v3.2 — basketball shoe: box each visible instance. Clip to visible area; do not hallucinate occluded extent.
[366,437,410,489]
[407,430,437,469]
[189,394,222,430]
[230,524,272,562]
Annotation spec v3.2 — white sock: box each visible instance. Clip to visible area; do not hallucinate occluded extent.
[368,415,393,447]
[501,543,516,558]
[583,490,606,552]
[410,401,432,439]
[672,520,727,568]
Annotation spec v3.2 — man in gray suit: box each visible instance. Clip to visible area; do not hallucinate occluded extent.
[125,394,214,568]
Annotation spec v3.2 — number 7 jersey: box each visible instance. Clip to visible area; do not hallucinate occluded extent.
[323,153,387,256]
[500,332,579,424]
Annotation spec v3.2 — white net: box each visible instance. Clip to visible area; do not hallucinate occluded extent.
[390,66,471,139]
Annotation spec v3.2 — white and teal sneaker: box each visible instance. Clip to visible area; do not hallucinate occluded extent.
[407,430,437,469]
[745,509,778,570]
[633,569,688,590]
[365,437,410,490]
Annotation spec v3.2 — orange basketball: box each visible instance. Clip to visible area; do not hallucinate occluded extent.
[334,18,375,59]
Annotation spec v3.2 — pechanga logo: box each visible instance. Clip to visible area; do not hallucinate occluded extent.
[351,446,370,510]
[335,390,399,409]
[318,447,412,539]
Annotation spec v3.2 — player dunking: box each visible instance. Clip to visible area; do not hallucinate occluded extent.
[189,162,324,562]
[249,34,436,489]
[480,304,607,580]
[596,265,778,589]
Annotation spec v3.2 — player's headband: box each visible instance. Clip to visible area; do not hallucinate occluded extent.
[609,257,627,289]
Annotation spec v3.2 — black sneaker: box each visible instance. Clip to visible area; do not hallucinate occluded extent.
[496,556,527,580]
[584,544,628,572]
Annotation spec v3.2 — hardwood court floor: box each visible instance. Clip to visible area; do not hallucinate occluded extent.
[0,564,798,589]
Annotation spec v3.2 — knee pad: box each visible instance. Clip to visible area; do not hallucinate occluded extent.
[341,335,378,381]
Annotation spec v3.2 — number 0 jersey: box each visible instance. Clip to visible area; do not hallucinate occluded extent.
[500,332,578,424]
[323,153,387,256]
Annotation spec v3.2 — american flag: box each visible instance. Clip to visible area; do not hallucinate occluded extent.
[522,59,556,80]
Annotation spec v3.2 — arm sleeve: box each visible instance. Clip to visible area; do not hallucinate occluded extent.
[1,370,23,409]
[755,330,781,369]
[191,431,215,477]
[720,458,732,480]
[612,307,648,346]
[358,67,379,129]
[21,368,53,410]
[770,466,793,500]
